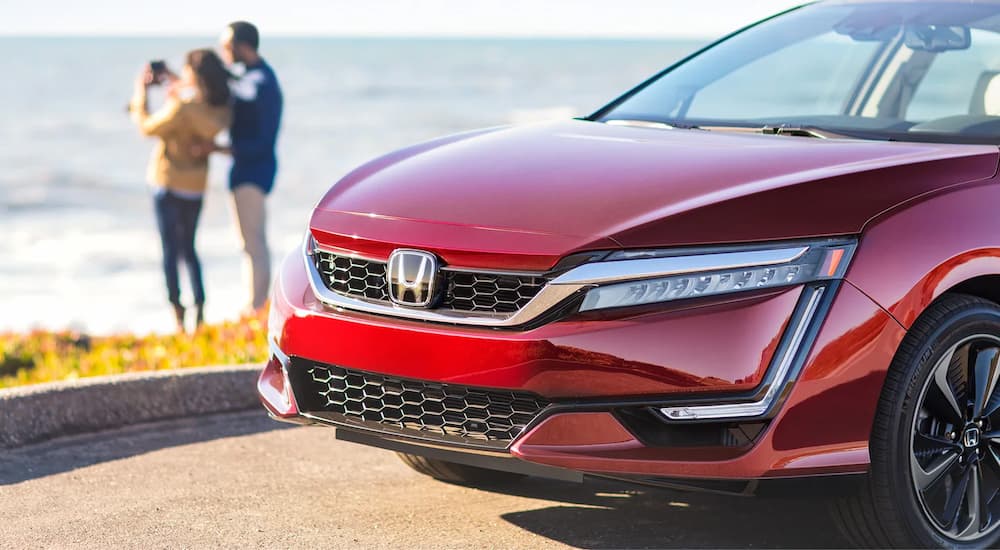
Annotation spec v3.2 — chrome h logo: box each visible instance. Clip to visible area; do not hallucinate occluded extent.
[965,427,981,448]
[386,249,440,307]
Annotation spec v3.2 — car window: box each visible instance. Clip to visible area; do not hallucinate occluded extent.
[686,32,880,120]
[599,2,1000,144]
[907,29,1000,122]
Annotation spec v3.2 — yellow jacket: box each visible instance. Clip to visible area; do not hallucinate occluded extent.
[131,96,231,194]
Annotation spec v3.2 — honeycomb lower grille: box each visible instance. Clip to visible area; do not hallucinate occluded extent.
[312,250,547,315]
[290,361,550,448]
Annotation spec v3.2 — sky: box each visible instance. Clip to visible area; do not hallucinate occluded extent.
[0,0,807,38]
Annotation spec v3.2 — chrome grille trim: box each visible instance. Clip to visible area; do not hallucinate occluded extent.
[304,238,589,327]
[292,362,550,449]
[314,252,390,302]
[313,249,548,314]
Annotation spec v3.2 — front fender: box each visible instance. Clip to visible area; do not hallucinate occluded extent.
[847,178,1000,329]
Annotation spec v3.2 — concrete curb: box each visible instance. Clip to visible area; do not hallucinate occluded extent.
[0,365,262,449]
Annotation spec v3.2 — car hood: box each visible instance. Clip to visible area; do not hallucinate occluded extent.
[312,120,997,271]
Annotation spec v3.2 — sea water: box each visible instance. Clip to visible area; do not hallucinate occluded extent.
[0,37,702,334]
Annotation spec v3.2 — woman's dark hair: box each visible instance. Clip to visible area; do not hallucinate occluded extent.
[186,49,231,107]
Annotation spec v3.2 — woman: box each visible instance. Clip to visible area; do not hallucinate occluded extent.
[129,49,232,333]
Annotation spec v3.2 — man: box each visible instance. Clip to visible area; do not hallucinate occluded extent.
[219,21,283,313]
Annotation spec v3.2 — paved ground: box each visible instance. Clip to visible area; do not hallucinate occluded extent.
[0,411,851,549]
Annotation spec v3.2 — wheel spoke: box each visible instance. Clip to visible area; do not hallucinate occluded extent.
[929,346,966,425]
[957,464,984,538]
[912,448,961,492]
[985,386,1000,424]
[987,445,1000,473]
[980,449,1000,527]
[914,430,963,458]
[943,464,973,529]
[986,402,1000,426]
[971,347,1000,418]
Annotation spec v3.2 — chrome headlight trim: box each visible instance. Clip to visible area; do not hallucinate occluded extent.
[551,246,810,286]
[564,239,856,312]
[658,284,828,422]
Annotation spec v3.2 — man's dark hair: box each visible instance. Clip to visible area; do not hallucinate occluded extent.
[228,21,259,50]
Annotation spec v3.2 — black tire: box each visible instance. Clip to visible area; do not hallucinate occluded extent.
[395,452,526,487]
[832,294,1000,548]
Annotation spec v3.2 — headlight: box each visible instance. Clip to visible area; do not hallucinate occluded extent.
[552,239,856,312]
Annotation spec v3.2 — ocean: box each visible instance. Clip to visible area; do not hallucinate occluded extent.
[0,37,704,334]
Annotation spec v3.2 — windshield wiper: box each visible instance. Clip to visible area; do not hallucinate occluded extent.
[604,119,702,130]
[602,118,885,141]
[767,125,899,141]
[700,123,870,140]
[698,124,838,139]
[761,125,846,139]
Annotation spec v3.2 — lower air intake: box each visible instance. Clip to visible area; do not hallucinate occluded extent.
[290,360,550,449]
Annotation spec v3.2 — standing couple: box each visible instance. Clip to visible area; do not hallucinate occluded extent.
[129,21,281,333]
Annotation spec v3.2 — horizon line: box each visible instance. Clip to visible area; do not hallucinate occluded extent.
[0,32,715,41]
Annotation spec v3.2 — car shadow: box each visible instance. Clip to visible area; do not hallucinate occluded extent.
[0,410,290,485]
[483,476,851,548]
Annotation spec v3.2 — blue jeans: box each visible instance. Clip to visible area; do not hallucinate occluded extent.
[154,190,205,307]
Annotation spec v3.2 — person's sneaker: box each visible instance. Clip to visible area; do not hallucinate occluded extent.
[195,305,205,331]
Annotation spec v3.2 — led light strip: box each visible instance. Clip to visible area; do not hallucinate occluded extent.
[658,286,827,421]
[550,247,810,286]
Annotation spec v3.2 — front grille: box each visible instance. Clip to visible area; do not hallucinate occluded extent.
[291,362,550,448]
[315,253,390,302]
[312,250,547,314]
[442,272,547,314]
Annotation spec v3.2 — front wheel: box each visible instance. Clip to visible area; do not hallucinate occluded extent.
[832,294,1000,548]
[396,453,525,487]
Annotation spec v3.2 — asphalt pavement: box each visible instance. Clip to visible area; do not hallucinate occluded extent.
[0,411,851,549]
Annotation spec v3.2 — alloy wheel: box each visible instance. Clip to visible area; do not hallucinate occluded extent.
[911,334,1000,543]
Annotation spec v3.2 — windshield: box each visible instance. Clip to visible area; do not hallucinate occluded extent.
[596,2,1000,144]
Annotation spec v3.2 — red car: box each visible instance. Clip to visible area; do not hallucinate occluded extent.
[261,1,1000,547]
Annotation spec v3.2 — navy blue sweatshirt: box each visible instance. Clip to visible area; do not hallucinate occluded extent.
[229,60,283,194]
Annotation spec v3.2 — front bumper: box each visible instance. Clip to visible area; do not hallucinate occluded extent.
[260,250,906,480]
